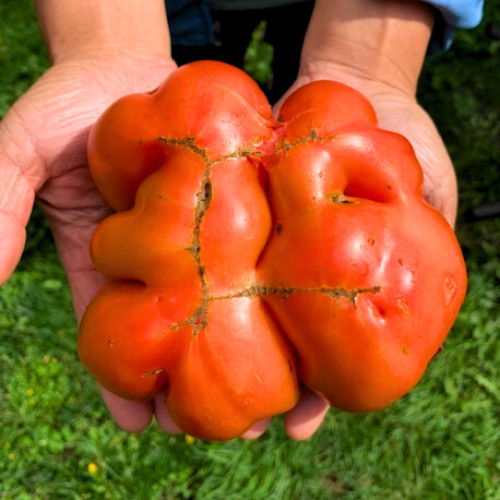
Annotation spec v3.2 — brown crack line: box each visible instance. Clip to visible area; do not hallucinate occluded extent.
[141,368,165,378]
[158,136,264,166]
[157,136,266,335]
[156,135,380,337]
[275,130,338,154]
[159,136,212,335]
[158,136,210,163]
[166,285,382,334]
[210,285,381,302]
[327,193,355,205]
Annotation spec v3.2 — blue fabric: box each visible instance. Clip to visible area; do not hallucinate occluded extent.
[166,0,214,46]
[165,0,485,51]
[425,0,484,28]
[424,0,485,52]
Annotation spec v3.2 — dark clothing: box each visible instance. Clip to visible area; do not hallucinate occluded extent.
[166,1,314,103]
[165,0,485,101]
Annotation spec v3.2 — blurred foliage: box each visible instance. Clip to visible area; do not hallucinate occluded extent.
[419,1,500,214]
[0,0,49,114]
[1,0,500,499]
[244,21,274,88]
[1,239,500,500]
[0,0,53,261]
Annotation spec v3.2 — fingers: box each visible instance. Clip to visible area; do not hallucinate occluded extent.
[155,389,273,439]
[284,388,329,441]
[154,395,273,439]
[0,209,28,285]
[153,393,182,434]
[154,396,273,439]
[100,387,154,432]
[104,385,329,439]
[241,418,272,440]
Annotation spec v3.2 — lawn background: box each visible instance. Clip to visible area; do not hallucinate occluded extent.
[1,1,500,499]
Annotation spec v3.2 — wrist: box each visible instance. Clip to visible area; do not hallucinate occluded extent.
[299,0,434,95]
[34,0,172,64]
[47,46,177,76]
[49,42,174,68]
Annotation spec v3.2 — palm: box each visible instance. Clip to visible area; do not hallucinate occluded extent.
[270,72,459,439]
[288,74,457,225]
[24,58,177,309]
[359,87,457,226]
[1,56,325,439]
[2,60,455,441]
[0,54,177,431]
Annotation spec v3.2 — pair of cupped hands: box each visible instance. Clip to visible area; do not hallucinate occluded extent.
[0,48,457,440]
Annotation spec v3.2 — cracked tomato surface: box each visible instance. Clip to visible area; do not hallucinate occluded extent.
[78,61,467,440]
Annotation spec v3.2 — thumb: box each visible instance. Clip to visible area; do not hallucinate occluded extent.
[0,158,36,285]
[0,111,46,284]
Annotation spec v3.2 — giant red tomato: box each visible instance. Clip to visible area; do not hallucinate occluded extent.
[78,61,467,440]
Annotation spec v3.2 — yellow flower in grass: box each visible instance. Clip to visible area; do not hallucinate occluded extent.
[7,453,15,460]
[185,434,196,445]
[87,462,98,474]
[27,388,34,396]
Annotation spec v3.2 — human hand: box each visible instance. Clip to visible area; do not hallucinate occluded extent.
[263,0,458,440]
[279,70,458,227]
[2,0,453,444]
[0,0,203,438]
[269,69,458,439]
[0,50,181,430]
[288,0,456,226]
[0,53,331,440]
[1,0,328,439]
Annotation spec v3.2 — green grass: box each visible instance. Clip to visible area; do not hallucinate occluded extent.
[1,1,500,499]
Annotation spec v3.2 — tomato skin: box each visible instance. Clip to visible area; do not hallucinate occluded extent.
[259,130,466,411]
[79,61,466,440]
